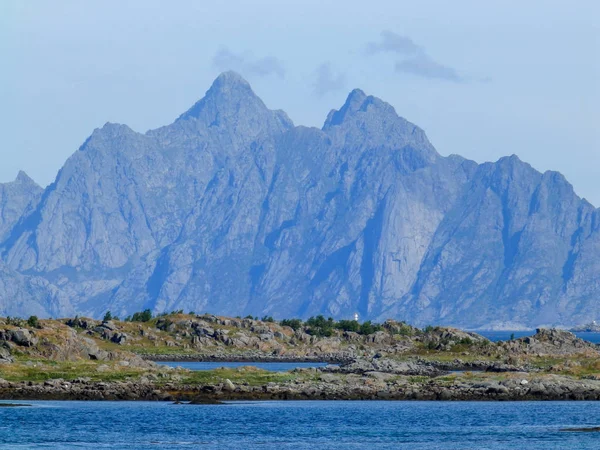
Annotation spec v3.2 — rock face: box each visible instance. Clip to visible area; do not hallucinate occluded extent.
[0,72,598,328]
[503,328,598,356]
[0,346,12,364]
[0,171,42,242]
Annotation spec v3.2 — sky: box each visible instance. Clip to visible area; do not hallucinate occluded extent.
[1,0,599,204]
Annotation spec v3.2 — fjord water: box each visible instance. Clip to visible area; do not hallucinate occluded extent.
[2,401,600,449]
[478,331,600,343]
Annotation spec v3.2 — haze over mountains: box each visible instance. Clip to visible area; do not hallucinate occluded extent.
[0,72,598,329]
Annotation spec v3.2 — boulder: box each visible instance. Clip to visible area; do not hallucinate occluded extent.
[0,346,12,363]
[80,337,109,361]
[101,321,118,331]
[8,329,38,347]
[507,328,599,356]
[223,379,236,392]
[66,317,99,330]
[110,332,129,345]
[196,327,215,337]
[334,357,443,377]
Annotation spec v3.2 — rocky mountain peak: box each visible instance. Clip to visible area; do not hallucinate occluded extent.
[77,122,140,154]
[170,72,293,141]
[322,89,367,127]
[209,70,252,93]
[0,75,597,329]
[13,171,39,188]
[176,72,288,122]
[0,172,43,244]
[323,88,398,129]
[322,88,438,166]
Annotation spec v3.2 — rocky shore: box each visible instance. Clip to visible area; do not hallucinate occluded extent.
[1,313,600,402]
[3,369,600,402]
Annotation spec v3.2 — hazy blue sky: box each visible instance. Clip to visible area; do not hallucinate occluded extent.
[1,0,599,204]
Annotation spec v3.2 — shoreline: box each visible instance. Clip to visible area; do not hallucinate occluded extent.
[144,354,344,363]
[3,315,600,405]
[3,386,600,402]
[3,370,600,402]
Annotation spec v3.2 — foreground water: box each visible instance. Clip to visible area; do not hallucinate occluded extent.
[156,361,331,371]
[2,400,600,449]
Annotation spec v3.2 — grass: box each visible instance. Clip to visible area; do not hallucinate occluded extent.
[0,360,147,383]
[3,315,599,388]
[0,358,311,386]
[407,376,429,384]
[180,367,306,386]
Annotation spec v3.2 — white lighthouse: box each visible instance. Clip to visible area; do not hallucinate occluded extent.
[353,312,359,322]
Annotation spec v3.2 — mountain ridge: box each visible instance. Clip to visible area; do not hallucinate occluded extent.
[0,72,597,328]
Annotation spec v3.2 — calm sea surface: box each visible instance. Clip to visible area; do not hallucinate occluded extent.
[156,361,331,371]
[478,331,600,343]
[2,400,600,449]
[156,333,600,372]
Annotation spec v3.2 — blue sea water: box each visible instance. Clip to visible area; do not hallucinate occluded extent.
[156,361,331,371]
[2,400,600,449]
[478,331,600,344]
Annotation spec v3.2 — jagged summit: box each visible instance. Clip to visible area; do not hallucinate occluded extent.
[210,70,252,91]
[172,72,293,137]
[78,122,139,153]
[14,171,38,187]
[322,88,400,130]
[323,89,366,128]
[176,71,262,121]
[0,73,597,329]
[321,86,438,167]
[0,171,38,188]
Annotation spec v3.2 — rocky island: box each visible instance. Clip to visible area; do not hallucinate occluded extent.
[1,312,600,402]
[570,321,600,332]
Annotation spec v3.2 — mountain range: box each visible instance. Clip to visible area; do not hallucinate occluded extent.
[1,71,598,329]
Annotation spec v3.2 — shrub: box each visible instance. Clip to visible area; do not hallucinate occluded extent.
[458,337,473,346]
[280,318,303,331]
[335,320,360,333]
[261,316,275,323]
[305,315,335,337]
[394,324,415,336]
[103,311,112,322]
[129,309,153,322]
[358,321,382,335]
[6,316,25,327]
[27,315,40,328]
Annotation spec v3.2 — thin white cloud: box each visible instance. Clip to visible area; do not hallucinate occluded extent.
[395,53,464,82]
[367,31,469,83]
[366,30,421,56]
